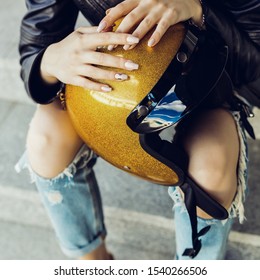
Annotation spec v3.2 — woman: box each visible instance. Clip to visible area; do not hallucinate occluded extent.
[16,0,260,260]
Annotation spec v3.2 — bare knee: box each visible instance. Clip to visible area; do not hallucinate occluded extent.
[189,146,237,204]
[189,147,233,189]
[27,102,83,178]
[181,109,239,214]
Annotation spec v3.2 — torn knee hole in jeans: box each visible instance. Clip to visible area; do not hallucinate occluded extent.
[15,145,96,186]
[170,187,186,212]
[169,111,248,225]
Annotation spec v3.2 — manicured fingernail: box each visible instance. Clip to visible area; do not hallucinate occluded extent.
[106,8,111,15]
[115,73,128,81]
[123,45,130,50]
[107,45,114,51]
[125,60,139,70]
[148,38,155,47]
[127,36,139,44]
[97,21,107,33]
[101,85,112,92]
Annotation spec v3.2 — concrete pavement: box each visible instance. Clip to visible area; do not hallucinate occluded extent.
[0,1,260,260]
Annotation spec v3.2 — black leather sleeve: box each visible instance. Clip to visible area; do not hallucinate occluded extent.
[203,0,260,86]
[19,0,79,104]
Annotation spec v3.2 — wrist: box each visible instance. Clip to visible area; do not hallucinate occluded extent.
[40,44,59,85]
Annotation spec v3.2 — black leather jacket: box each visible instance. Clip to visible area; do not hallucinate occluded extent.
[19,0,260,105]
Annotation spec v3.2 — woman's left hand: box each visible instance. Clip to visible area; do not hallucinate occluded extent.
[97,0,203,48]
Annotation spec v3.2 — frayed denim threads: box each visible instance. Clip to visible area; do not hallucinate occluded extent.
[15,145,106,258]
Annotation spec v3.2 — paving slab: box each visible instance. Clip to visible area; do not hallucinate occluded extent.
[0,221,67,260]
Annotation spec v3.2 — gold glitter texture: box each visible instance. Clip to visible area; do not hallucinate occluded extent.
[66,22,186,185]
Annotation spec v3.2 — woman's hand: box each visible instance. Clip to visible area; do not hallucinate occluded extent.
[98,0,203,48]
[40,26,140,92]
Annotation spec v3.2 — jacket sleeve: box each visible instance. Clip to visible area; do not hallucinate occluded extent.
[203,0,260,87]
[19,0,79,104]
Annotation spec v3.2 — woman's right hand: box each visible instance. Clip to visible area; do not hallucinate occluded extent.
[40,26,140,92]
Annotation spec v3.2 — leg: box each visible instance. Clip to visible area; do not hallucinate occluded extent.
[182,108,239,217]
[16,100,111,259]
[26,100,83,178]
[169,108,246,259]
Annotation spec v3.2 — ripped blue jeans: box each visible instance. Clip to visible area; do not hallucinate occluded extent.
[15,111,248,259]
[15,145,106,258]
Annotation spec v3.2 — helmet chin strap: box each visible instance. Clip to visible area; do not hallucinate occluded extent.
[139,131,228,258]
[180,179,211,258]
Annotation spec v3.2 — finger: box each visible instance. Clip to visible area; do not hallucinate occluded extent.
[76,26,99,34]
[81,51,139,70]
[105,8,111,15]
[77,65,129,81]
[107,44,118,51]
[107,7,147,51]
[71,76,113,92]
[122,13,159,50]
[148,19,171,47]
[97,0,138,32]
[123,45,131,51]
[115,7,147,34]
[84,32,139,49]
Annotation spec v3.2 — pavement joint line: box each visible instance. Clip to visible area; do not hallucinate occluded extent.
[1,184,260,248]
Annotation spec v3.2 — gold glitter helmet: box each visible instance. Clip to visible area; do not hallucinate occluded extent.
[65,22,190,186]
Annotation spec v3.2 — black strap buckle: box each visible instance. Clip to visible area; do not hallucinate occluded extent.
[182,239,202,258]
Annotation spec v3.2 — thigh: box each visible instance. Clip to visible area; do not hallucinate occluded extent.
[183,108,239,171]
[181,108,240,214]
[27,99,84,178]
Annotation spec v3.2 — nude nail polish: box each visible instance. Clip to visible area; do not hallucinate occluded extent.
[115,73,128,81]
[127,36,139,44]
[101,85,112,92]
[125,61,139,70]
[97,21,107,33]
[148,38,155,47]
